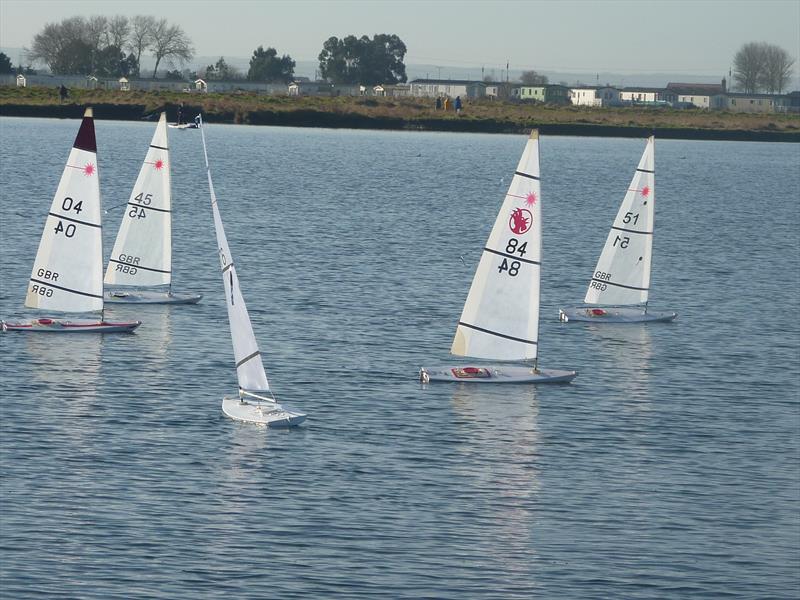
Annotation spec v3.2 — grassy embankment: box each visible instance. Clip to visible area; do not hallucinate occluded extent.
[1,86,798,141]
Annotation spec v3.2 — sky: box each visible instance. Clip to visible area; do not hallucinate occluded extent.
[1,0,799,85]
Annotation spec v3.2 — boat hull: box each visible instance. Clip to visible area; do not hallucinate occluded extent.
[105,290,202,304]
[420,365,577,384]
[222,397,306,427]
[1,317,141,333]
[559,306,677,323]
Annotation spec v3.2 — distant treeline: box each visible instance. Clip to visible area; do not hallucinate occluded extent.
[6,15,796,93]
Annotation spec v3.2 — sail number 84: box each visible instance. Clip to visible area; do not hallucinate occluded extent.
[498,237,528,277]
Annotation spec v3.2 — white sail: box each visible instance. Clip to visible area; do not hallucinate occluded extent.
[199,119,270,393]
[25,108,104,313]
[584,136,655,306]
[104,113,172,288]
[451,130,542,361]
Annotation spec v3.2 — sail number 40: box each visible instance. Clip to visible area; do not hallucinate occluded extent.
[54,221,76,237]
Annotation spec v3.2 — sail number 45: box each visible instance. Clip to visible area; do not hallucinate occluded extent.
[129,192,152,219]
[498,238,528,277]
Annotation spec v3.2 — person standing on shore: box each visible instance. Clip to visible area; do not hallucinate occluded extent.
[455,95,462,115]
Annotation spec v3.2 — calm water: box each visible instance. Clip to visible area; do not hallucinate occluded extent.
[1,117,798,599]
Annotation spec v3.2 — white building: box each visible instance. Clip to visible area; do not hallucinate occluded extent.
[409,78,486,99]
[618,87,665,104]
[570,86,620,107]
[373,83,411,97]
[665,82,726,109]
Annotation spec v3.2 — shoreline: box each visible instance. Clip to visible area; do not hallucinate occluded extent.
[1,93,798,142]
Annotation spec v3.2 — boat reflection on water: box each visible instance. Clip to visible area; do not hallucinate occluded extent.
[449,384,541,570]
[586,324,653,405]
[24,330,103,396]
[113,305,172,363]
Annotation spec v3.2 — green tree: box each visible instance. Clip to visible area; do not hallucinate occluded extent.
[318,33,407,85]
[360,34,407,85]
[0,52,12,74]
[163,68,185,80]
[247,46,295,83]
[94,45,136,77]
[203,57,243,81]
[318,35,360,83]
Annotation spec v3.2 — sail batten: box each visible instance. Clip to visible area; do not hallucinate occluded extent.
[451,131,543,361]
[584,136,655,306]
[104,112,172,289]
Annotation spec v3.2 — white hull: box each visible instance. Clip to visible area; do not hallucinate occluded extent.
[2,317,141,333]
[168,123,198,129]
[222,397,306,427]
[105,290,202,304]
[559,306,676,323]
[420,365,577,384]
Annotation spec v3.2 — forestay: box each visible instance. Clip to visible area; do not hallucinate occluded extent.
[584,136,655,306]
[451,131,542,361]
[25,108,104,314]
[199,119,270,393]
[104,113,172,288]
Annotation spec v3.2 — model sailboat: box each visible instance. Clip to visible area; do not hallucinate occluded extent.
[420,131,576,383]
[198,116,306,426]
[104,113,202,304]
[2,109,141,333]
[558,136,676,323]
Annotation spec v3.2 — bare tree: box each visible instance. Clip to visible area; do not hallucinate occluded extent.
[128,15,155,77]
[86,15,108,47]
[733,41,794,93]
[149,19,193,78]
[520,70,548,86]
[29,22,66,71]
[108,15,130,50]
[29,17,92,73]
[760,44,795,93]
[85,15,108,71]
[734,43,767,93]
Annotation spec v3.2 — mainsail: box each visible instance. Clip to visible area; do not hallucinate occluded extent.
[199,117,270,392]
[104,113,172,289]
[25,108,104,314]
[584,136,655,306]
[451,130,542,361]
